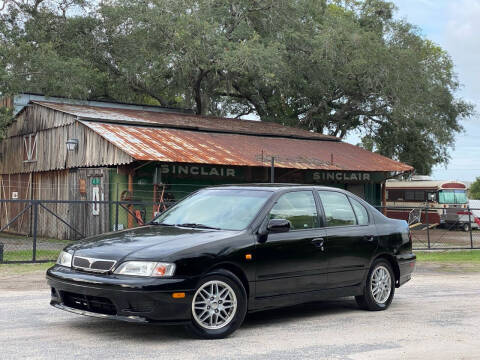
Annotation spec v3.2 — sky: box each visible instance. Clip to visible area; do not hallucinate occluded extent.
[346,0,480,182]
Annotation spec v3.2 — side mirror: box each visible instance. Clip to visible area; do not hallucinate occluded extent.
[267,219,291,233]
[427,193,436,202]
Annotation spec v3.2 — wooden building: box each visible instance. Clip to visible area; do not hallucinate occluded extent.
[0,96,413,239]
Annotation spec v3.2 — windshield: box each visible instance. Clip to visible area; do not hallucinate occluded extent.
[438,190,468,204]
[154,189,272,230]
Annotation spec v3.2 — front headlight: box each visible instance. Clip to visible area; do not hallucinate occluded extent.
[113,261,176,277]
[57,251,73,268]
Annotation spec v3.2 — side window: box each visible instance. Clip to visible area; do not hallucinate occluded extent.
[350,197,369,225]
[269,191,319,230]
[317,191,356,227]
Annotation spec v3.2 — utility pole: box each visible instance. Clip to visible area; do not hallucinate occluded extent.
[270,156,275,183]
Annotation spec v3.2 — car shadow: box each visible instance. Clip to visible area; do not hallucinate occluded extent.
[65,297,360,341]
[243,297,358,327]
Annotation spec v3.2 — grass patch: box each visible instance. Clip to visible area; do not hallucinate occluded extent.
[2,249,60,262]
[416,250,480,263]
[0,233,71,244]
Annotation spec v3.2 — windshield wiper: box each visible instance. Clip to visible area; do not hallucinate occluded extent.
[176,223,221,230]
[154,222,175,226]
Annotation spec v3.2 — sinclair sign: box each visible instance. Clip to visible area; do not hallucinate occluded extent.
[159,164,239,178]
[311,171,373,183]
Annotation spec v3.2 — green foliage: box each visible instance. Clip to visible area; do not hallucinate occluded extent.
[0,106,14,139]
[470,177,480,200]
[0,0,474,174]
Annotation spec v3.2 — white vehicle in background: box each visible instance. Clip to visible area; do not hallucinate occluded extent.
[443,199,480,232]
[386,179,469,226]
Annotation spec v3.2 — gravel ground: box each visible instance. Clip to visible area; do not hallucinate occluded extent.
[0,265,479,360]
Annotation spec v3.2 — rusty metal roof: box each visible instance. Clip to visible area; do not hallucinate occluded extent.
[81,121,413,172]
[33,101,338,141]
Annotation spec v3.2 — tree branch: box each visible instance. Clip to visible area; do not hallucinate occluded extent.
[234,106,254,118]
[193,68,210,115]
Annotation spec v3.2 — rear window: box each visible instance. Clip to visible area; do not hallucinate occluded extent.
[350,197,369,225]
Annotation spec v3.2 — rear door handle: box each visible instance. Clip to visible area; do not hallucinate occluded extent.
[312,238,325,251]
[364,235,375,242]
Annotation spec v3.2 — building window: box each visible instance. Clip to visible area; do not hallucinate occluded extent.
[23,133,37,163]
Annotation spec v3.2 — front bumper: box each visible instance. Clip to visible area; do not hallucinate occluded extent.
[46,265,196,324]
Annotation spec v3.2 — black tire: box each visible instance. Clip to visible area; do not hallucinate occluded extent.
[463,223,471,232]
[356,259,395,311]
[185,270,247,339]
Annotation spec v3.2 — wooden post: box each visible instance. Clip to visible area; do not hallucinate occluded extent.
[128,170,134,228]
[270,157,275,183]
[381,181,387,215]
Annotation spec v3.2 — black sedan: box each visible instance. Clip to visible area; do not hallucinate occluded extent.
[47,184,415,339]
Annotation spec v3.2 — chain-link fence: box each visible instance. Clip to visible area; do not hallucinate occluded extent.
[1,200,479,264]
[378,205,480,250]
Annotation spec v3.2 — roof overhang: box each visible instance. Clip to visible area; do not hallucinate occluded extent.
[80,120,414,173]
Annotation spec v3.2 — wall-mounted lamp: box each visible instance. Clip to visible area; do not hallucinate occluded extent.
[66,138,79,152]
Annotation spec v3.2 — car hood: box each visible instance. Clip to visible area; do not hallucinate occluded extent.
[67,225,238,262]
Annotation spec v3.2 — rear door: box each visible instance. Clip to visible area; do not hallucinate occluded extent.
[255,190,328,298]
[317,191,378,288]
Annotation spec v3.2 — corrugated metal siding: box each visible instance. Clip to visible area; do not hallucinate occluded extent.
[82,121,413,172]
[6,104,76,137]
[0,122,133,175]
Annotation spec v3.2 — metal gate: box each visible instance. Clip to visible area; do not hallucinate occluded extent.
[0,199,165,263]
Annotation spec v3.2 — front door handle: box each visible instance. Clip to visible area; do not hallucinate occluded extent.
[364,235,375,242]
[312,238,325,251]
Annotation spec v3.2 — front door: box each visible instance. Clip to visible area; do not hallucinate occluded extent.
[317,191,378,288]
[255,190,328,298]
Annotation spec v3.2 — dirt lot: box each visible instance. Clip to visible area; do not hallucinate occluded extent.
[1,263,479,360]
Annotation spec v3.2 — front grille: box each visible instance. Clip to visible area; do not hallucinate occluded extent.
[61,291,117,315]
[72,256,116,273]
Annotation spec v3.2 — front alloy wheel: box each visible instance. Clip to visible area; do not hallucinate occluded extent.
[186,270,247,339]
[356,259,395,311]
[192,280,238,330]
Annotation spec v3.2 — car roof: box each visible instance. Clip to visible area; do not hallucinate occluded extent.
[204,183,348,193]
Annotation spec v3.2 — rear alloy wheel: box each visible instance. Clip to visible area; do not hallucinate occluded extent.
[186,271,247,339]
[356,259,395,311]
